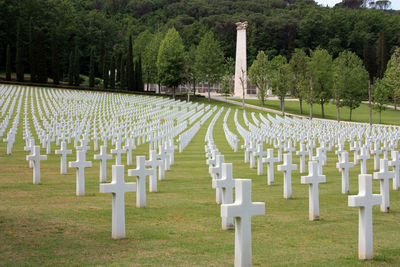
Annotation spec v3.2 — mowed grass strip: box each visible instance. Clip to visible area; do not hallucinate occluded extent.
[0,91,399,266]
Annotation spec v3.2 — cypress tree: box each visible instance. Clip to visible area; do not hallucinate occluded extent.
[136,57,144,91]
[73,41,80,86]
[376,31,387,79]
[51,31,59,84]
[6,44,11,81]
[98,32,104,78]
[35,29,47,83]
[29,18,36,82]
[16,20,24,82]
[120,56,126,89]
[127,35,134,90]
[89,48,95,88]
[68,51,74,86]
[116,53,121,83]
[110,56,115,89]
[103,61,109,89]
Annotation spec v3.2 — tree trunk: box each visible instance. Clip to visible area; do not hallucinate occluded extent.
[208,83,211,102]
[321,102,325,118]
[242,87,245,109]
[299,98,303,114]
[349,108,352,121]
[379,110,382,124]
[146,71,149,91]
[192,79,196,98]
[281,98,285,116]
[368,80,372,126]
[158,82,161,94]
[394,100,397,110]
[309,73,313,120]
[173,87,176,100]
[334,80,340,122]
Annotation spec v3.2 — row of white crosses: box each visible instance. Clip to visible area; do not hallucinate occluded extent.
[235,110,400,261]
[0,85,215,242]
[205,109,265,267]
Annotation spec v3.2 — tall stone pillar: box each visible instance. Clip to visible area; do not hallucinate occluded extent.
[234,21,248,97]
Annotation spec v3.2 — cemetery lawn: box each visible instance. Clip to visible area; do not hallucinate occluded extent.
[229,98,400,125]
[1,92,400,266]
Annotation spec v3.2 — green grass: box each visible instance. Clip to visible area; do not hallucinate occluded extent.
[229,98,400,125]
[0,88,400,266]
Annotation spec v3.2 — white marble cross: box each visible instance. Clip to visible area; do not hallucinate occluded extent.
[389,151,400,190]
[254,143,267,175]
[284,139,295,156]
[296,143,308,173]
[348,174,382,260]
[373,159,394,212]
[301,161,326,221]
[248,141,256,168]
[94,145,113,183]
[128,156,153,208]
[357,147,370,175]
[312,147,325,175]
[241,139,250,163]
[210,155,224,204]
[370,142,381,170]
[100,165,136,239]
[221,179,265,267]
[156,147,166,180]
[336,151,354,194]
[26,146,47,184]
[24,138,35,168]
[145,150,161,192]
[212,163,235,230]
[69,149,92,196]
[55,141,72,174]
[277,153,297,199]
[262,148,278,185]
[124,138,136,165]
[111,141,126,165]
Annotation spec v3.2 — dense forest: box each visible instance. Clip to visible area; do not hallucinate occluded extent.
[1,0,399,80]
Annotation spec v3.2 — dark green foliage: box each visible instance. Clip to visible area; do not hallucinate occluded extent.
[135,57,143,91]
[68,51,73,86]
[73,41,80,86]
[126,35,135,91]
[120,56,126,90]
[103,61,109,89]
[89,48,95,88]
[15,20,24,82]
[5,44,11,81]
[51,31,59,85]
[98,32,105,78]
[110,56,115,89]
[35,29,47,83]
[29,19,36,82]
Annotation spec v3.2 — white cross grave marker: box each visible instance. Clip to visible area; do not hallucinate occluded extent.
[301,161,326,221]
[94,145,113,183]
[296,143,308,173]
[55,141,72,174]
[336,151,354,194]
[100,165,136,239]
[262,148,278,185]
[373,159,394,212]
[389,151,400,190]
[277,153,297,199]
[69,150,92,196]
[26,146,47,184]
[221,179,265,267]
[357,147,370,175]
[348,174,382,260]
[111,141,126,165]
[128,156,153,208]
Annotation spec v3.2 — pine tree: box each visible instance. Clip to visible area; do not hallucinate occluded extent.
[110,56,115,89]
[127,35,135,91]
[68,51,74,86]
[35,29,47,83]
[5,44,11,81]
[98,32,104,78]
[103,61,109,89]
[73,41,80,86]
[116,53,121,83]
[120,56,126,89]
[16,20,24,82]
[89,48,95,88]
[138,57,144,91]
[29,19,36,82]
[376,31,387,79]
[51,31,59,84]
